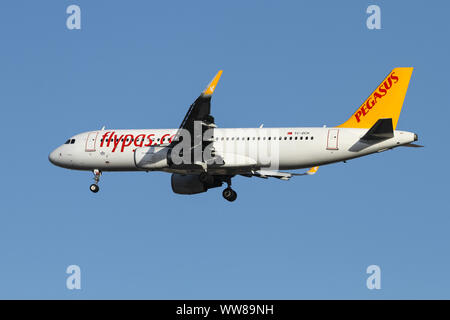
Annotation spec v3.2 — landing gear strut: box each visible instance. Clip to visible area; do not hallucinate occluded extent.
[222,177,237,202]
[199,172,213,184]
[90,169,101,193]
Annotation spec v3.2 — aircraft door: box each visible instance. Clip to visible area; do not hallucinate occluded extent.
[326,129,339,150]
[85,132,98,152]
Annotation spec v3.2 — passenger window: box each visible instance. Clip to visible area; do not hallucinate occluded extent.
[289,137,292,140]
[305,136,309,140]
[300,137,303,140]
[311,137,314,140]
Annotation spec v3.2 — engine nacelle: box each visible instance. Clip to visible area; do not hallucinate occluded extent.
[134,146,169,170]
[171,173,207,194]
[171,173,223,195]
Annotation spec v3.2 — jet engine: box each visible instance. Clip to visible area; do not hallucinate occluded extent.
[171,173,223,195]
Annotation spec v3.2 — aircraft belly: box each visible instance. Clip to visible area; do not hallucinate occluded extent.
[74,150,137,171]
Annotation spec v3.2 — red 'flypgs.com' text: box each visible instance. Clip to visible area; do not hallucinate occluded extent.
[99,131,175,152]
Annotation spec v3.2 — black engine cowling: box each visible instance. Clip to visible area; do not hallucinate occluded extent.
[171,173,223,195]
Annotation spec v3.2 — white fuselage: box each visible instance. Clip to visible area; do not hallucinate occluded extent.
[49,127,417,173]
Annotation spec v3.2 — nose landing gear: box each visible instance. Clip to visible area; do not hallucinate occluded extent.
[90,169,101,193]
[222,177,237,202]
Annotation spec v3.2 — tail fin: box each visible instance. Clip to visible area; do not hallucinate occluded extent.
[338,67,413,129]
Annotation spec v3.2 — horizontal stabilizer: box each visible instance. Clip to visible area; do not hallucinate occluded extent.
[361,118,394,141]
[251,167,319,181]
[400,143,424,148]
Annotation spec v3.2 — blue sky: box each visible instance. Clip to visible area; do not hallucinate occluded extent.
[0,0,448,299]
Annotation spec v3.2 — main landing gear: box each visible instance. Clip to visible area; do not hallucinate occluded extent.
[199,173,237,202]
[90,169,101,193]
[222,178,237,202]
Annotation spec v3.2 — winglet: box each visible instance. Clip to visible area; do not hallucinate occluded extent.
[202,70,223,96]
[306,166,319,175]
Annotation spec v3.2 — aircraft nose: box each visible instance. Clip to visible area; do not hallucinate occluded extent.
[48,149,60,165]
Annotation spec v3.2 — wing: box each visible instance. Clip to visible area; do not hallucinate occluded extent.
[172,70,222,143]
[249,167,319,181]
[170,71,222,168]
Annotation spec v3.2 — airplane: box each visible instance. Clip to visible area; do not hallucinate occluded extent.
[49,67,421,202]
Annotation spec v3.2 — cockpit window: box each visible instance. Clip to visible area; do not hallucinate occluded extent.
[65,139,70,144]
[70,139,76,144]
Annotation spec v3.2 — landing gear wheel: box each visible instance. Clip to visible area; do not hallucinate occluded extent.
[222,188,237,202]
[230,190,237,201]
[90,184,99,193]
[90,169,101,193]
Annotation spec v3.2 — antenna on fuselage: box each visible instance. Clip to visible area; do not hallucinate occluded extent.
[259,124,264,128]
[101,125,106,130]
